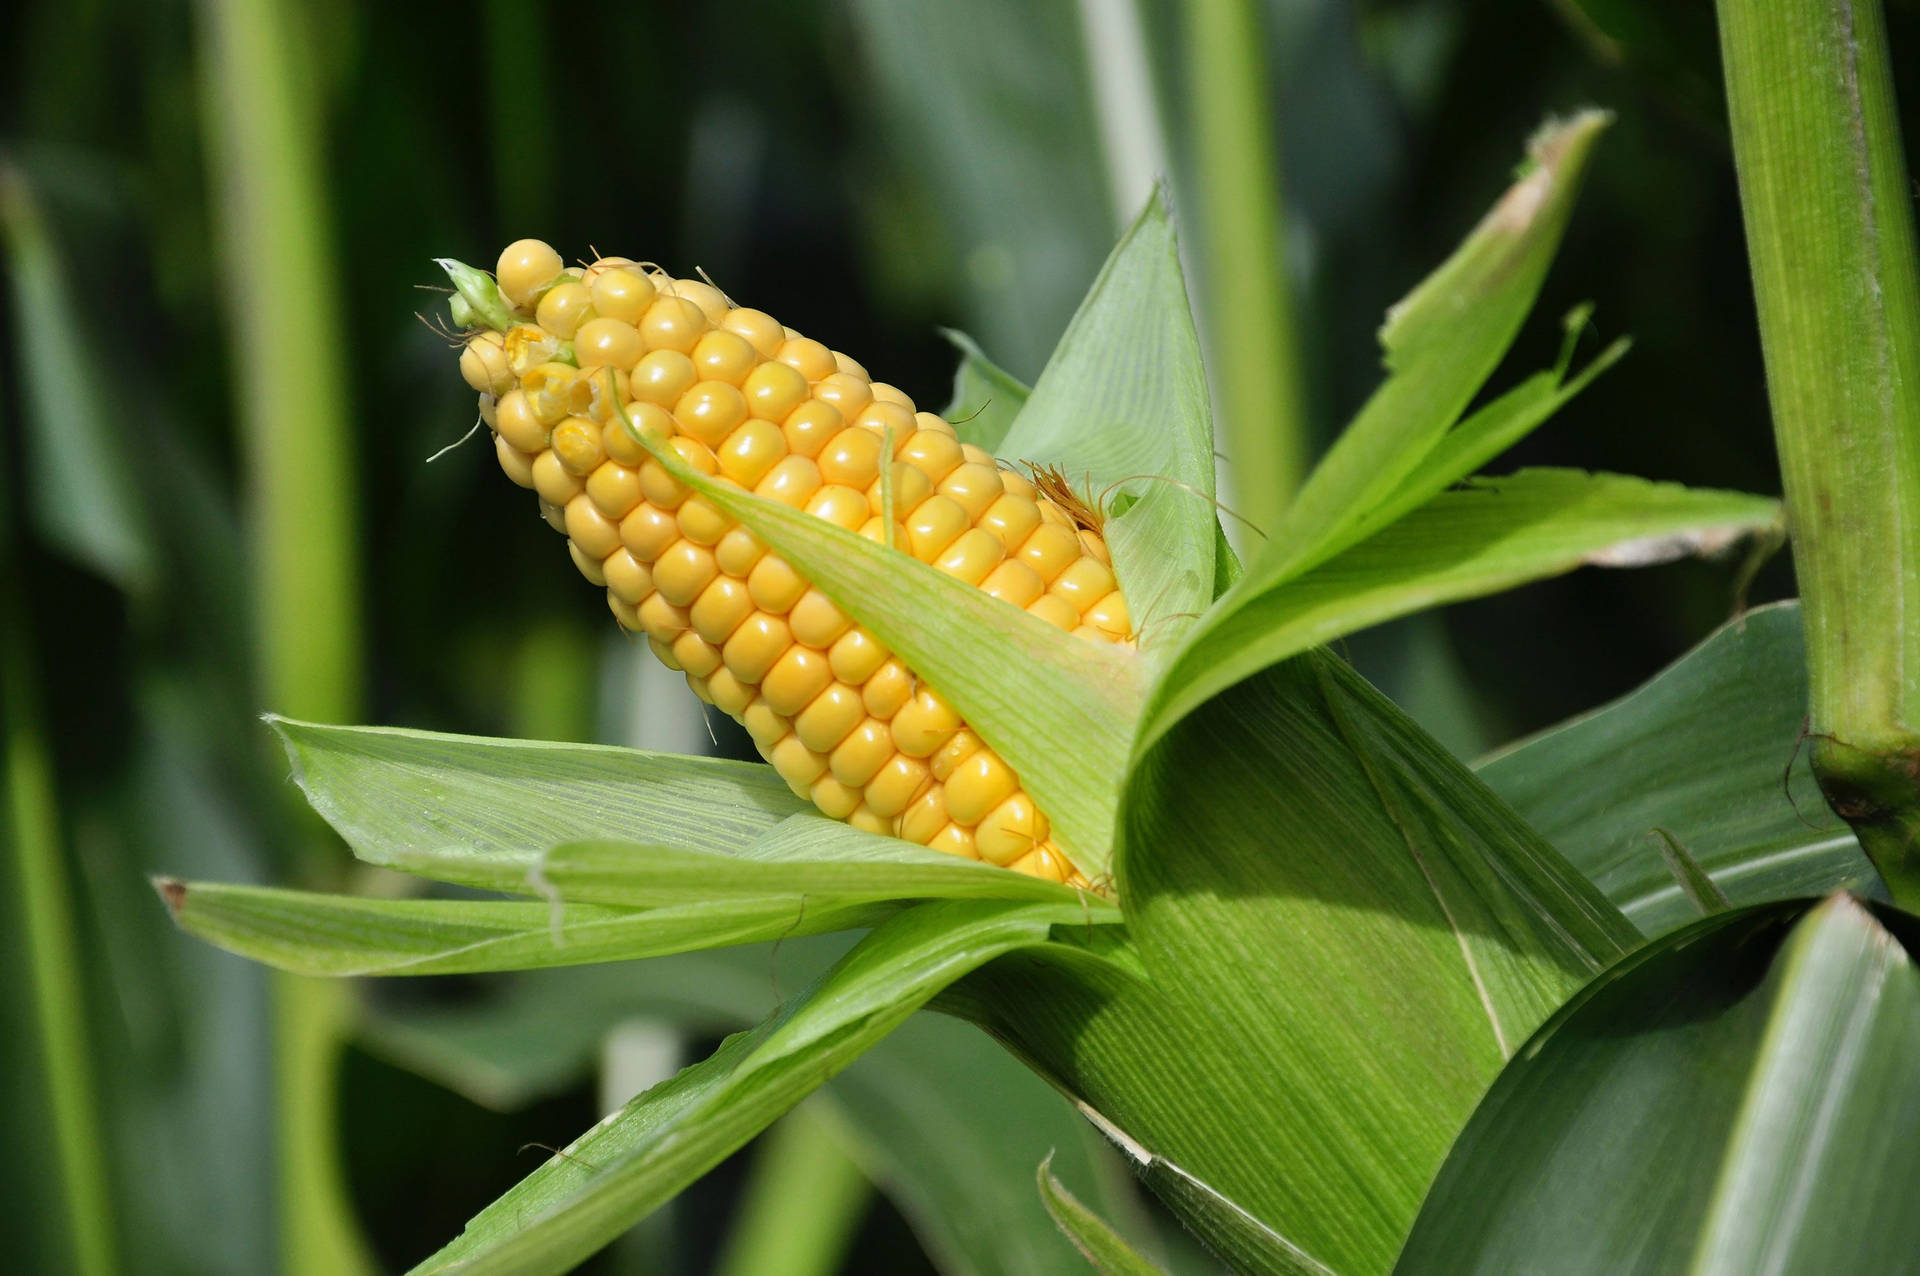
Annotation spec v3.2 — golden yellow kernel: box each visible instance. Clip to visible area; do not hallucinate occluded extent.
[676,494,732,546]
[685,672,715,705]
[976,794,1047,866]
[930,728,982,782]
[631,350,698,408]
[565,497,623,559]
[1017,522,1083,583]
[706,666,755,715]
[794,682,864,753]
[828,628,888,684]
[901,430,964,484]
[979,559,1045,609]
[604,548,653,604]
[575,317,644,370]
[980,492,1043,549]
[608,592,641,631]
[833,351,870,379]
[605,401,671,464]
[620,502,679,560]
[906,494,970,560]
[1037,500,1073,528]
[847,804,892,835]
[671,631,723,679]
[741,361,810,424]
[819,427,885,490]
[532,451,585,506]
[862,660,914,719]
[721,307,785,357]
[523,363,587,425]
[1010,846,1068,884]
[535,280,594,340]
[670,278,730,322]
[550,417,606,475]
[673,381,749,447]
[569,541,608,586]
[589,267,657,322]
[939,463,1006,522]
[935,528,1005,586]
[742,698,786,750]
[1000,468,1037,500]
[691,329,758,385]
[496,239,565,308]
[891,687,963,758]
[580,256,635,287]
[851,401,916,446]
[586,461,643,519]
[855,515,909,546]
[899,787,950,843]
[865,755,931,818]
[927,823,980,860]
[637,592,691,644]
[495,435,537,488]
[1026,594,1079,631]
[640,295,708,354]
[869,462,933,517]
[804,484,871,532]
[959,443,994,467]
[1050,556,1118,611]
[714,525,766,576]
[869,382,915,411]
[945,748,1018,824]
[770,734,830,794]
[761,646,833,716]
[1084,589,1131,640]
[652,540,719,606]
[1077,528,1111,566]
[789,589,851,647]
[493,391,548,453]
[724,612,792,682]
[690,576,755,645]
[813,372,872,420]
[747,554,808,613]
[460,332,513,394]
[638,457,689,510]
[754,455,824,509]
[829,719,893,787]
[776,336,836,382]
[809,773,862,819]
[715,419,787,487]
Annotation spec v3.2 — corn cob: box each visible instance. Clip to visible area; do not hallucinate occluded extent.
[449,239,1132,887]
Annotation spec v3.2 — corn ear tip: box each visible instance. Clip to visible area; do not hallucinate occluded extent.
[436,256,517,332]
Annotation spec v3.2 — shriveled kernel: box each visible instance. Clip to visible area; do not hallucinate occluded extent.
[891,688,963,757]
[637,592,691,643]
[754,455,823,509]
[674,381,749,447]
[828,628,888,684]
[670,278,730,322]
[575,317,644,369]
[818,428,882,488]
[631,350,698,407]
[585,369,630,423]
[829,720,893,787]
[742,698,786,749]
[794,683,864,753]
[901,430,964,483]
[1026,594,1079,631]
[640,295,709,353]
[789,589,851,647]
[565,497,623,559]
[748,555,808,613]
[744,361,810,424]
[724,612,791,682]
[761,646,833,716]
[776,336,836,382]
[706,666,755,715]
[535,281,595,340]
[813,372,872,420]
[862,660,914,719]
[604,549,653,604]
[979,559,1045,608]
[810,774,863,820]
[935,528,1004,585]
[927,824,980,860]
[691,329,758,384]
[981,492,1043,548]
[551,418,606,475]
[504,323,564,376]
[495,435,537,487]
[523,363,586,425]
[587,461,643,519]
[869,382,915,411]
[716,419,787,487]
[899,787,950,843]
[460,332,512,394]
[720,307,785,357]
[805,484,871,532]
[569,541,607,585]
[946,748,1018,824]
[532,451,585,505]
[770,735,830,794]
[865,755,931,818]
[1017,522,1084,583]
[714,526,766,576]
[1050,556,1117,610]
[939,462,1006,521]
[496,239,565,308]
[494,390,547,453]
[930,729,983,782]
[620,502,679,560]
[976,794,1047,866]
[588,267,657,322]
[906,495,970,559]
[690,576,755,644]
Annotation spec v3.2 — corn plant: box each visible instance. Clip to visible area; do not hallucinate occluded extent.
[136,2,1920,1273]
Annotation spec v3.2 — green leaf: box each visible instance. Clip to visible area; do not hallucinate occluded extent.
[940,328,1030,455]
[1115,652,1635,1273]
[156,879,886,976]
[1395,895,1920,1273]
[1478,601,1876,936]
[1150,470,1779,729]
[713,1106,871,1276]
[411,900,1075,1275]
[1037,1154,1165,1276]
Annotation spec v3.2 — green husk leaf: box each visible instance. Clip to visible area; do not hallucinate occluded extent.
[1037,1154,1166,1276]
[940,328,1030,454]
[1477,601,1876,935]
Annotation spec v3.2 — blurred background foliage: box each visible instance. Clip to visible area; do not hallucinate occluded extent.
[2,0,1913,1272]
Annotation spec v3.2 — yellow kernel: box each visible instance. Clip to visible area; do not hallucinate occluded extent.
[686,671,715,705]
[721,307,785,357]
[575,317,644,369]
[739,360,809,424]
[869,382,915,411]
[794,683,864,752]
[580,256,635,287]
[551,417,606,475]
[976,793,1047,866]
[868,463,932,521]
[670,278,730,322]
[1017,523,1084,583]
[856,515,909,547]
[748,555,808,613]
[899,786,950,843]
[1027,594,1079,631]
[690,576,755,645]
[539,498,567,533]
[672,435,719,474]
[587,461,643,519]
[1038,500,1073,528]
[927,823,980,860]
[1001,468,1037,500]
[829,719,893,787]
[631,350,698,408]
[939,462,1006,521]
[565,496,623,559]
[495,435,537,487]
[479,392,498,429]
[569,541,607,585]
[460,332,512,394]
[640,295,708,353]
[1078,528,1112,565]
[805,484,871,532]
[828,628,888,684]
[754,455,823,509]
[981,493,1043,548]
[585,368,630,423]
[608,592,641,631]
[706,666,755,715]
[671,631,724,679]
[637,592,690,643]
[935,528,1004,585]
[638,459,689,510]
[980,559,1045,608]
[891,688,963,758]
[503,322,564,375]
[930,729,982,782]
[716,419,788,487]
[1084,589,1131,639]
[535,280,594,340]
[810,773,863,819]
[906,495,970,560]
[781,400,843,458]
[1051,556,1117,610]
[818,428,882,489]
[914,410,956,436]
[532,451,585,505]
[652,540,719,606]
[813,372,872,420]
[851,401,916,447]
[960,443,994,466]
[866,755,931,818]
[789,589,851,647]
[946,748,1018,824]
[674,381,749,447]
[523,362,587,425]
[620,502,679,560]
[605,401,671,464]
[847,804,891,835]
[494,390,546,453]
[833,351,870,379]
[604,549,652,604]
[691,329,758,385]
[496,239,564,308]
[742,698,786,749]
[862,660,914,718]
[777,336,836,382]
[714,526,766,576]
[762,646,833,716]
[677,494,732,546]
[1010,845,1069,883]
[589,267,657,322]
[901,430,964,484]
[770,735,830,794]
[724,612,792,682]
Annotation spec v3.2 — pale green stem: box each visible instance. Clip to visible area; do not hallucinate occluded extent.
[713,1105,873,1276]
[196,0,371,1270]
[1717,0,1920,906]
[1185,0,1310,537]
[2,573,118,1276]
